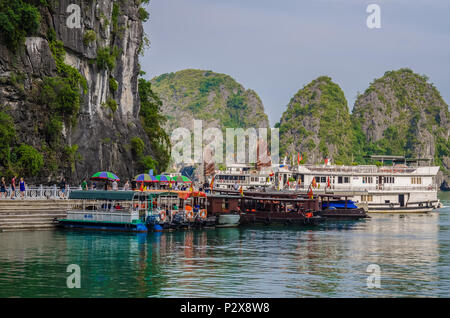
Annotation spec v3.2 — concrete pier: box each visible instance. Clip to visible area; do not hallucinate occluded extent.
[0,200,75,232]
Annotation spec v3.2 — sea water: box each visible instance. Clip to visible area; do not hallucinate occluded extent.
[0,192,449,297]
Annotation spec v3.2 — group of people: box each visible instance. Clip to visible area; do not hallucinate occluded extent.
[1,176,28,199]
[0,176,211,199]
[0,176,69,199]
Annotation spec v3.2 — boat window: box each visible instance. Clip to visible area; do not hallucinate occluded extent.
[338,176,343,184]
[344,177,350,183]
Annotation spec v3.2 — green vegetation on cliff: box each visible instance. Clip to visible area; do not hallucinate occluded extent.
[151,69,269,132]
[0,0,41,50]
[279,76,354,164]
[138,77,171,173]
[353,68,449,173]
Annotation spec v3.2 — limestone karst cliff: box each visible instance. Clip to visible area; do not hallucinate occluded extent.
[0,0,169,184]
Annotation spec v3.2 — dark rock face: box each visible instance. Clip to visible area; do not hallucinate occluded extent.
[0,1,151,185]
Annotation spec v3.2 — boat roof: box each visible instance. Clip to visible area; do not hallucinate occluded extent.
[69,190,136,200]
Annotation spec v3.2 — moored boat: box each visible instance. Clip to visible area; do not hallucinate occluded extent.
[57,190,148,233]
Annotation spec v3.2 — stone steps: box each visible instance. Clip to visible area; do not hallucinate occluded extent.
[0,199,87,231]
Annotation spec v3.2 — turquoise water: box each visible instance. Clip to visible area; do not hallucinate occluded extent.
[0,192,449,297]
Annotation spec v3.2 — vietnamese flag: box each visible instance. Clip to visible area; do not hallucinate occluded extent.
[327,176,331,188]
[239,186,244,197]
[307,188,314,199]
[297,152,300,165]
[312,177,317,188]
[139,182,144,192]
[298,177,301,186]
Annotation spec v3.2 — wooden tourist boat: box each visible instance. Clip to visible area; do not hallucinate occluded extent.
[206,194,241,227]
[144,190,215,230]
[212,188,369,221]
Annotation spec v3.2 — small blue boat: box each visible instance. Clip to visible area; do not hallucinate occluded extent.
[322,200,359,209]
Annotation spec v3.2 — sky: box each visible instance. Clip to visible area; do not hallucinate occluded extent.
[140,0,450,127]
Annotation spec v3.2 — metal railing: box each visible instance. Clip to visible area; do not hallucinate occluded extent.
[0,185,78,200]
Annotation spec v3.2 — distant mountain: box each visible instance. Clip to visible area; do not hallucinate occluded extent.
[278,76,354,164]
[353,68,449,188]
[150,69,269,133]
[277,69,449,189]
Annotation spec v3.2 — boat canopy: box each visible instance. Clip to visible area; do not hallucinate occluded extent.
[69,190,136,201]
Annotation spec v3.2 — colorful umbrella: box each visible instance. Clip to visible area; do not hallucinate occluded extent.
[170,176,192,183]
[90,171,120,181]
[134,174,158,183]
[155,175,170,182]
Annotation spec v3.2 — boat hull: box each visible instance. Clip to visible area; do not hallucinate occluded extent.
[320,208,370,220]
[216,214,240,228]
[57,219,148,233]
[239,212,323,226]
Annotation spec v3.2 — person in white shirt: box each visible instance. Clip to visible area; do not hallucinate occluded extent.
[112,180,118,191]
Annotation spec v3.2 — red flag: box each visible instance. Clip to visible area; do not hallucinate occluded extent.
[324,158,328,165]
[287,179,290,186]
[307,188,313,199]
[300,154,303,162]
[327,176,331,188]
[210,175,215,190]
[239,186,244,197]
[312,177,317,188]
[297,152,300,165]
[139,182,144,192]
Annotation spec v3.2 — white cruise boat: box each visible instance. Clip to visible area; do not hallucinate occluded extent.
[275,156,441,213]
[212,164,276,190]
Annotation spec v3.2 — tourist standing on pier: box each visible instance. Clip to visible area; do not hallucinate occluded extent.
[19,177,26,198]
[1,177,6,198]
[60,178,67,198]
[81,179,88,190]
[123,180,130,191]
[10,176,16,199]
[112,179,118,191]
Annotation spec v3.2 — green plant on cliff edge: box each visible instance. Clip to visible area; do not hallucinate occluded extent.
[97,46,121,71]
[15,144,44,177]
[0,111,16,170]
[0,0,41,50]
[83,30,96,46]
[138,77,171,173]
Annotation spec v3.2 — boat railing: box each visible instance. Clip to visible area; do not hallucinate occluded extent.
[66,209,139,223]
[302,165,417,174]
[286,184,438,192]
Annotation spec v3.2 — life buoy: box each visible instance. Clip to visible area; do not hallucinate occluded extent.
[186,210,194,220]
[160,210,166,222]
[305,212,313,218]
[199,209,207,219]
